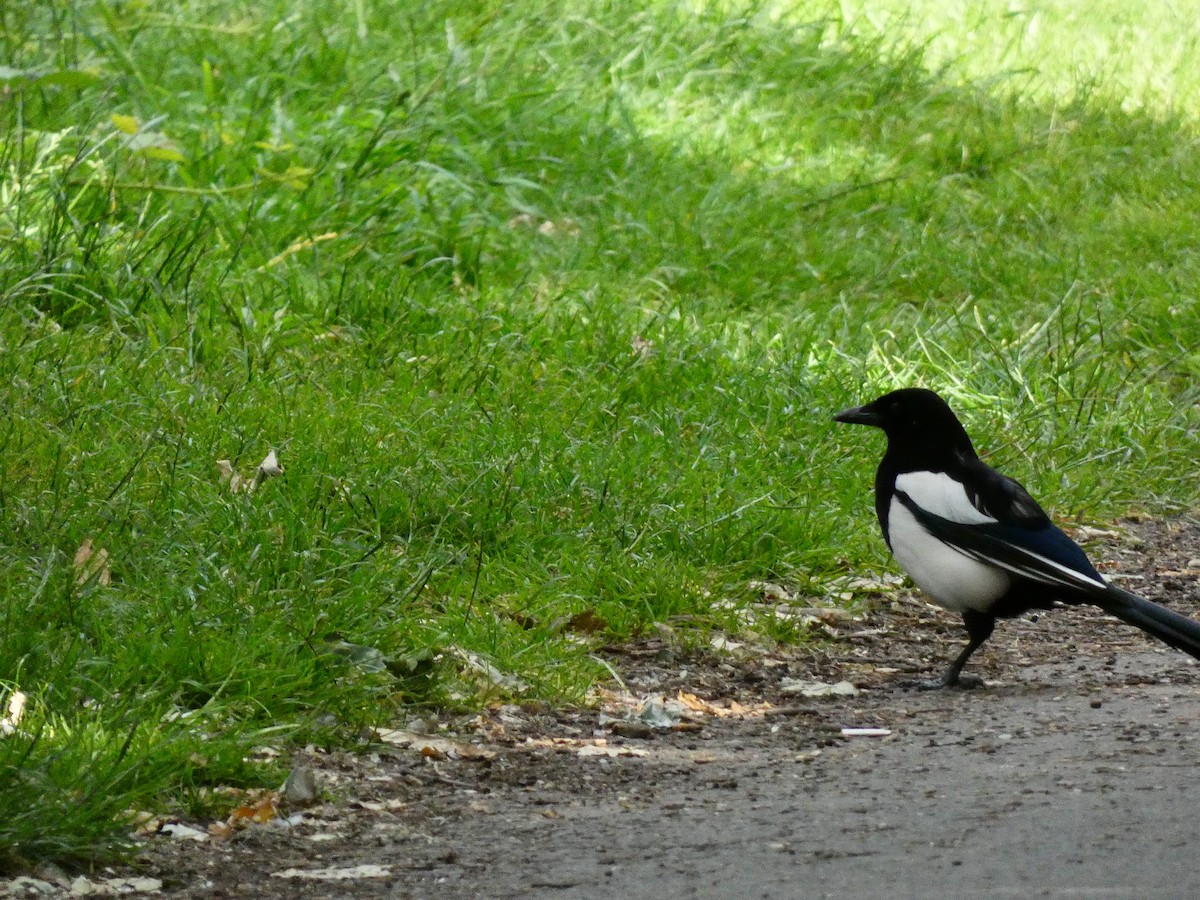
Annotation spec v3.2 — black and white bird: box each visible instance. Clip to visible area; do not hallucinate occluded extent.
[835,387,1200,688]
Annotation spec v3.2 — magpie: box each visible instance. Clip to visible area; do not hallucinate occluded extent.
[834,387,1200,688]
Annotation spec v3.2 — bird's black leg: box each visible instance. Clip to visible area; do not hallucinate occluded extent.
[931,610,996,690]
[905,610,996,690]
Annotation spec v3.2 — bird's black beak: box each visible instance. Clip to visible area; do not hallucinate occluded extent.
[833,404,883,427]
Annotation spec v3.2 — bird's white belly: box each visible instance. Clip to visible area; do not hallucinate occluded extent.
[888,497,1010,613]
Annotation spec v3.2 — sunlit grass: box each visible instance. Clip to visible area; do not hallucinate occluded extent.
[834,0,1200,114]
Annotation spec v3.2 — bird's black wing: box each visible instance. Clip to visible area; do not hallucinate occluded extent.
[957,453,1051,529]
[894,478,1107,596]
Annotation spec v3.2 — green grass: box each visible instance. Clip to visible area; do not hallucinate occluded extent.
[3,0,1200,870]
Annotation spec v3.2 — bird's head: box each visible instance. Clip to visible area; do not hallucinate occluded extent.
[834,388,976,458]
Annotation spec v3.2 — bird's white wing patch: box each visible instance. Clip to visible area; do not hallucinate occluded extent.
[894,471,997,525]
[887,497,1010,612]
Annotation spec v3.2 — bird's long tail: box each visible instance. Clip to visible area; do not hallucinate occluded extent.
[1091,586,1200,660]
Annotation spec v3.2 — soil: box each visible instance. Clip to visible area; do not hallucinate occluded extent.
[11,517,1200,899]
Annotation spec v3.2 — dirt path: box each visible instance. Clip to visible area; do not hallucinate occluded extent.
[15,518,1200,899]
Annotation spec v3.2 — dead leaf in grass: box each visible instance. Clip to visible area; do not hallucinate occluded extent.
[507,213,580,237]
[566,608,609,635]
[222,792,279,831]
[0,688,27,737]
[215,459,246,493]
[256,448,283,479]
[709,633,745,653]
[748,580,796,602]
[450,648,529,694]
[73,538,111,587]
[216,449,284,494]
[631,335,654,358]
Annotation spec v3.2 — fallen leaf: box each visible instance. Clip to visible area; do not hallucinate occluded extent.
[127,810,164,837]
[159,822,209,842]
[676,691,771,719]
[635,696,682,729]
[216,459,247,493]
[257,449,283,477]
[270,865,391,881]
[217,450,284,493]
[566,608,609,635]
[748,580,795,602]
[356,798,406,813]
[73,538,111,587]
[223,792,279,830]
[709,633,745,653]
[0,688,27,737]
[450,648,529,694]
[250,449,284,490]
[1075,526,1120,541]
[373,728,496,760]
[631,335,654,358]
[577,743,648,758]
[780,679,860,698]
[69,875,164,896]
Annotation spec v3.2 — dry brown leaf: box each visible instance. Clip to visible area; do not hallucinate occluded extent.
[374,728,496,760]
[216,459,247,493]
[127,810,164,837]
[566,608,609,635]
[576,742,648,759]
[676,691,771,719]
[220,792,279,832]
[73,538,111,587]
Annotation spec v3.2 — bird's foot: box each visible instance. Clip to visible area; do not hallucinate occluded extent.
[902,673,986,691]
